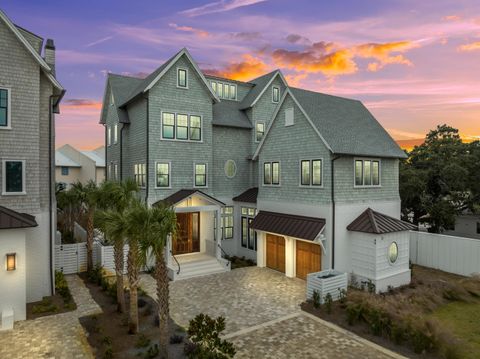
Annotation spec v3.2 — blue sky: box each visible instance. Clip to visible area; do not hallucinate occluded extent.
[2,0,479,149]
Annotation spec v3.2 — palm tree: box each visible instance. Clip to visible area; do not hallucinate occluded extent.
[71,180,102,272]
[135,202,177,358]
[96,179,138,313]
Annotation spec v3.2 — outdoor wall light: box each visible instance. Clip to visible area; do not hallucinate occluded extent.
[6,253,16,271]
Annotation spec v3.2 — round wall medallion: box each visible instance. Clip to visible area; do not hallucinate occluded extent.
[224,160,237,178]
[388,242,399,264]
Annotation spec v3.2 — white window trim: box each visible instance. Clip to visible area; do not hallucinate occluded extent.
[107,125,111,146]
[154,161,172,189]
[160,111,203,143]
[221,206,234,240]
[353,158,382,188]
[0,87,11,130]
[2,159,26,195]
[177,67,188,89]
[255,121,265,143]
[113,123,118,144]
[262,161,281,187]
[210,80,237,101]
[224,159,237,179]
[299,158,324,188]
[193,162,208,188]
[272,86,280,103]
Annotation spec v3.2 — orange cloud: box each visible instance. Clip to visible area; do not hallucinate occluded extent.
[168,23,210,38]
[63,99,103,110]
[284,73,307,87]
[355,41,418,71]
[442,15,461,21]
[204,54,270,81]
[458,41,480,51]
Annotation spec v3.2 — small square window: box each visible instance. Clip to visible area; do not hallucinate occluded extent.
[177,68,187,88]
[61,166,69,176]
[3,160,24,194]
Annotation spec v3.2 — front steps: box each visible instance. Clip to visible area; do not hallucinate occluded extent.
[168,257,230,281]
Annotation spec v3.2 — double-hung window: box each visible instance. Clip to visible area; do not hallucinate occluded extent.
[300,159,322,186]
[255,122,265,142]
[134,164,146,187]
[190,115,201,141]
[162,112,175,139]
[221,207,234,239]
[272,86,280,103]
[156,162,170,188]
[194,163,207,187]
[162,113,201,141]
[355,159,380,187]
[177,68,187,88]
[0,88,10,128]
[2,160,25,195]
[241,207,257,250]
[210,81,237,100]
[263,161,280,185]
[176,114,188,140]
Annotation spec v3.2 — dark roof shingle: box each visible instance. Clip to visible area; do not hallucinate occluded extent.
[213,101,252,128]
[153,189,225,207]
[250,211,326,241]
[347,208,417,234]
[232,187,258,203]
[0,206,38,230]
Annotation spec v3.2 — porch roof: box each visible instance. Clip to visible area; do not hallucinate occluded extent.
[0,206,38,230]
[232,187,258,203]
[153,189,225,207]
[250,210,326,241]
[347,208,417,234]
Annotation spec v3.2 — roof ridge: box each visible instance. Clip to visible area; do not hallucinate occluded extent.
[366,208,380,233]
[108,73,144,80]
[290,86,361,103]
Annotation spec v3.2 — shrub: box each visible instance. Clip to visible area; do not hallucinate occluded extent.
[324,293,333,314]
[185,314,236,359]
[170,334,184,344]
[135,334,151,348]
[87,265,104,285]
[366,280,376,294]
[102,336,112,346]
[338,288,347,304]
[312,290,321,309]
[144,344,159,359]
[32,297,58,314]
[103,346,113,359]
[55,271,74,304]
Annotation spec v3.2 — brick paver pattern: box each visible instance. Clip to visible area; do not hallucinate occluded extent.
[0,275,101,359]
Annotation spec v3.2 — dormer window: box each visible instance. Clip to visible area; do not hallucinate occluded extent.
[210,80,237,100]
[272,86,280,103]
[177,68,187,88]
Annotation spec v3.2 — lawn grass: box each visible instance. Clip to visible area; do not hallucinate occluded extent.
[432,300,480,359]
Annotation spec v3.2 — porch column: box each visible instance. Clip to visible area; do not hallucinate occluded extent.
[216,209,222,260]
[165,234,172,266]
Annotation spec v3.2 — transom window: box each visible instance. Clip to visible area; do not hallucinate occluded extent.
[194,163,207,187]
[177,68,187,88]
[221,206,234,239]
[0,88,10,128]
[264,161,280,185]
[162,112,201,141]
[272,86,280,103]
[241,207,257,250]
[2,160,25,195]
[210,80,237,100]
[255,122,265,142]
[134,163,146,187]
[300,159,322,186]
[61,166,69,176]
[355,159,380,187]
[156,162,170,188]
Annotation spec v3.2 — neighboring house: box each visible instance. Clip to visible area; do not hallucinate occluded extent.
[55,144,105,188]
[100,48,416,289]
[0,9,64,326]
[445,213,480,240]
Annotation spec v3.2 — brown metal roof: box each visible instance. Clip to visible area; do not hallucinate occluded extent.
[232,187,258,203]
[347,208,417,234]
[153,189,225,207]
[0,206,38,230]
[250,211,326,241]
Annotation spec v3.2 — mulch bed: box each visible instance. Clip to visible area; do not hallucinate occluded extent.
[79,274,186,359]
[27,293,77,320]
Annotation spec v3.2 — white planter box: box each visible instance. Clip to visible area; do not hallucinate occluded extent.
[306,270,348,304]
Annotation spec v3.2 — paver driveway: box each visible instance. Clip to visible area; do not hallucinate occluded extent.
[140,267,404,359]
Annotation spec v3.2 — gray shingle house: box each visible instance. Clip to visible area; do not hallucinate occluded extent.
[0,9,64,326]
[101,48,415,289]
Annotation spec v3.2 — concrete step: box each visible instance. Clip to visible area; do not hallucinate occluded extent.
[168,259,230,280]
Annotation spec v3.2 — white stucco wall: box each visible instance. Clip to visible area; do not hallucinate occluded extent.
[0,229,27,322]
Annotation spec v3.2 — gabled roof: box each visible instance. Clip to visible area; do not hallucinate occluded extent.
[347,208,417,234]
[153,189,225,207]
[81,150,105,167]
[55,151,81,167]
[239,70,287,109]
[0,206,38,230]
[250,211,326,241]
[119,48,220,107]
[15,25,43,54]
[213,100,252,129]
[232,187,258,203]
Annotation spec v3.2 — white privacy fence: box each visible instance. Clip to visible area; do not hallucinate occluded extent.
[410,231,480,277]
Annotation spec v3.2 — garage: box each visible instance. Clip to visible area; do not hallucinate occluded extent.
[266,234,285,273]
[295,241,321,280]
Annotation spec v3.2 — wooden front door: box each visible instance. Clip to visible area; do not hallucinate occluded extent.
[296,241,321,280]
[266,234,285,273]
[173,212,200,255]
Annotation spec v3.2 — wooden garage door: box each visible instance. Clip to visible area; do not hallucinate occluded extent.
[296,241,321,280]
[266,234,285,273]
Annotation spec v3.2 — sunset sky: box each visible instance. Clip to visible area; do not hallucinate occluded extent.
[3,0,479,150]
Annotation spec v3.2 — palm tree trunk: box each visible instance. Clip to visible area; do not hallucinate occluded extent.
[86,208,95,272]
[156,249,169,359]
[114,240,126,313]
[128,242,139,334]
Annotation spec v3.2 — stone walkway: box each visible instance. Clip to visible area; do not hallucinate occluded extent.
[140,267,405,358]
[0,275,101,359]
